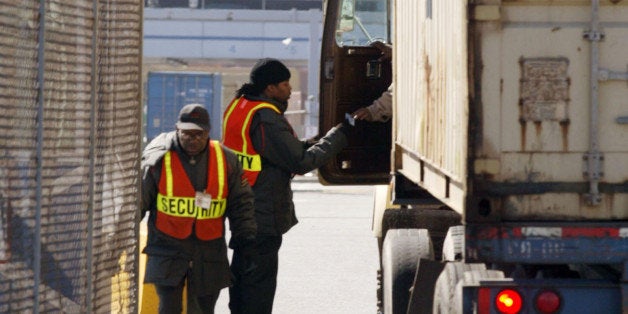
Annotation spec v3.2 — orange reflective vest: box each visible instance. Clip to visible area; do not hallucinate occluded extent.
[222,97,280,186]
[156,140,229,240]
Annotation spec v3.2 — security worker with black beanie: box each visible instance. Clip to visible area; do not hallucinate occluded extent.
[141,104,257,314]
[222,58,354,313]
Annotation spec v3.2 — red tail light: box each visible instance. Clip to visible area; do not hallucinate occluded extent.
[478,288,491,314]
[495,289,523,314]
[535,290,561,314]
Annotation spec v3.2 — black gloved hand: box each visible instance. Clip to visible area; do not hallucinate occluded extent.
[233,235,259,274]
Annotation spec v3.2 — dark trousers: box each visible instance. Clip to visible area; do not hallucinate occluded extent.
[155,276,220,314]
[229,235,283,314]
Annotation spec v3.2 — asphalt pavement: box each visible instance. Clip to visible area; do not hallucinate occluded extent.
[215,172,379,313]
[139,172,379,313]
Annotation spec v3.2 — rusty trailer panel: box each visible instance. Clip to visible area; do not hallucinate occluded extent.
[392,0,628,221]
[394,0,469,212]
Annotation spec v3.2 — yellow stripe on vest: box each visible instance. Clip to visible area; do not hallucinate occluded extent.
[212,140,226,199]
[165,152,174,196]
[222,98,240,138]
[156,195,226,219]
[235,152,262,171]
[240,103,280,153]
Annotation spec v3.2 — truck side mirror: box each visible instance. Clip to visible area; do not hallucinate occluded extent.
[339,0,356,32]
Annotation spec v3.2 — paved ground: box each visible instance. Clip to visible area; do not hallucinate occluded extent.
[140,173,380,313]
[215,174,379,313]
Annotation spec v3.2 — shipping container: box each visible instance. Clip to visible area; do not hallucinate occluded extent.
[145,71,223,142]
[319,0,628,313]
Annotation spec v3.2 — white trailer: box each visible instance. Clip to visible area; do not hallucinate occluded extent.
[318,0,628,313]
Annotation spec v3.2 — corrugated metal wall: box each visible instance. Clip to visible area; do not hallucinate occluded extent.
[393,0,468,207]
[0,1,142,312]
[394,0,468,193]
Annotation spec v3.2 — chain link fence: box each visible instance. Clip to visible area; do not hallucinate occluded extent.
[0,1,142,312]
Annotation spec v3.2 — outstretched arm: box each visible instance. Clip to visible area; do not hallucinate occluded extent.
[250,109,348,175]
[353,84,392,122]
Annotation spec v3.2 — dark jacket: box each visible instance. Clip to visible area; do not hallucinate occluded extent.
[244,95,348,235]
[140,131,256,295]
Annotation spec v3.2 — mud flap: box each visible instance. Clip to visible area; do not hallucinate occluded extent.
[407,259,445,314]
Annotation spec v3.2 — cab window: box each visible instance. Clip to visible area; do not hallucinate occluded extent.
[335,0,389,47]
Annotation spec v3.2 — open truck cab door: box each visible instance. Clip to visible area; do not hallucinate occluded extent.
[318,0,392,185]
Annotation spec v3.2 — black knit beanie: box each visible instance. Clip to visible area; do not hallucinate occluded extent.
[250,58,291,89]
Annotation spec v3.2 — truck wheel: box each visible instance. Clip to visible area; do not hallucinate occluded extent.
[382,229,433,314]
[432,262,486,314]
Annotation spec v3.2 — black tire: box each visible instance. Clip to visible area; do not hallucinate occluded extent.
[382,229,433,314]
[381,207,461,261]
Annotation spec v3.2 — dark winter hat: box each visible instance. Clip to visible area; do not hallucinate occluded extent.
[250,58,291,88]
[176,104,210,131]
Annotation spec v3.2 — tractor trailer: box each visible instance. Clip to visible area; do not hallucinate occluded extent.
[317,0,628,313]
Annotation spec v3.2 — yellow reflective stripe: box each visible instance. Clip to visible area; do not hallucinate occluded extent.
[241,103,280,153]
[222,97,240,138]
[211,140,226,199]
[164,151,174,197]
[199,199,226,219]
[234,152,262,171]
[157,194,226,219]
